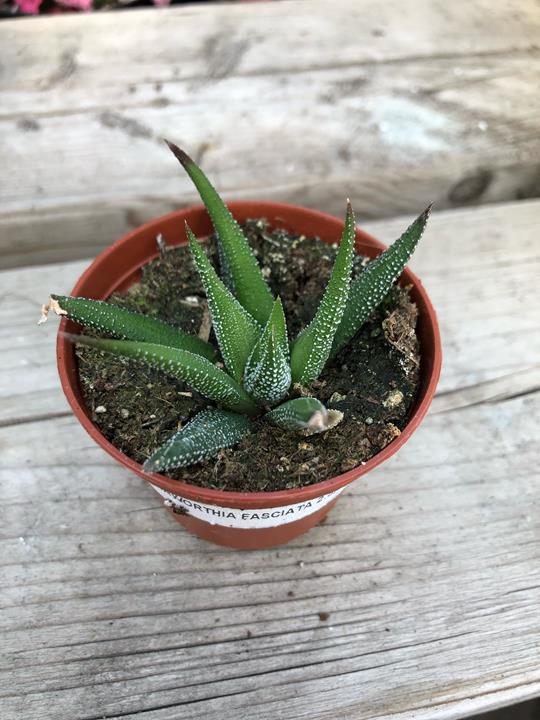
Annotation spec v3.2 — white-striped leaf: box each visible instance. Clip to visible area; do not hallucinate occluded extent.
[67,334,259,415]
[143,409,251,472]
[290,202,356,384]
[332,204,432,353]
[243,297,291,407]
[187,224,262,382]
[166,140,274,324]
[48,294,216,360]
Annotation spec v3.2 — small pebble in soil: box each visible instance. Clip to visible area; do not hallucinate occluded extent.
[382,388,404,408]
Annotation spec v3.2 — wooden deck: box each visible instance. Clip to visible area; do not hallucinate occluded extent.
[1,2,540,719]
[1,0,540,268]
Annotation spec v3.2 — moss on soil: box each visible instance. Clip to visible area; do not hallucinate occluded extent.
[76,219,420,492]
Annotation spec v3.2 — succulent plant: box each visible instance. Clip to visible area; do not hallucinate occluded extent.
[40,142,431,474]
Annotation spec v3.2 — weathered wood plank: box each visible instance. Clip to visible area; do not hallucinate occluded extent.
[1,200,539,426]
[1,0,540,267]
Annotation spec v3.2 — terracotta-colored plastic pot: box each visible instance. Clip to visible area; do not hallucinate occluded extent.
[57,202,442,550]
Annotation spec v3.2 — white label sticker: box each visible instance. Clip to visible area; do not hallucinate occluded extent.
[151,484,345,529]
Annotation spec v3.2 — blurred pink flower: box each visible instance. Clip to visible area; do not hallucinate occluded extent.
[16,0,42,14]
[153,0,170,5]
[56,0,92,9]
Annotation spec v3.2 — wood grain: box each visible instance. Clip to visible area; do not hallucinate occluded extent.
[1,198,540,719]
[1,0,540,267]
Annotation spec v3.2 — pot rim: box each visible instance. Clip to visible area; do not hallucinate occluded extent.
[57,201,442,507]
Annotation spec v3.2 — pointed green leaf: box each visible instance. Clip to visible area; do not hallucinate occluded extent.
[67,334,259,415]
[47,294,216,361]
[216,236,235,292]
[243,297,291,407]
[187,224,262,382]
[332,204,432,354]
[290,202,356,384]
[266,397,344,436]
[166,140,274,324]
[143,409,251,472]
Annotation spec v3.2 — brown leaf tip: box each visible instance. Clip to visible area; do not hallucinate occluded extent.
[37,296,68,325]
[423,202,434,220]
[164,139,194,168]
